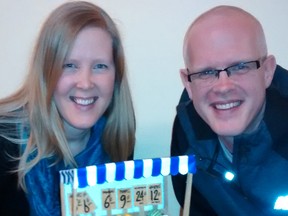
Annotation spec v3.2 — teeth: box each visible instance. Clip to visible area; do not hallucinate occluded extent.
[71,97,96,105]
[215,101,240,110]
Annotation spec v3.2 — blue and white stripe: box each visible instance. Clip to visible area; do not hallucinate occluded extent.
[60,155,196,188]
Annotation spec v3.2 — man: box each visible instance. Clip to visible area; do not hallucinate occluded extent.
[171,5,288,216]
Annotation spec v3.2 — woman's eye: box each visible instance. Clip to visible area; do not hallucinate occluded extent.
[94,64,108,69]
[63,63,77,69]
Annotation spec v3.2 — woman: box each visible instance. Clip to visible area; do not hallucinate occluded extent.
[0,1,135,215]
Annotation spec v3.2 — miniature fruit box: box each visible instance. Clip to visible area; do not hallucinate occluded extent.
[59,155,196,216]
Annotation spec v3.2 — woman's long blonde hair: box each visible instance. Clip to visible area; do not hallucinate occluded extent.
[0,1,135,189]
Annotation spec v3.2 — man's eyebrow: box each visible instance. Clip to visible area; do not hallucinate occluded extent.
[198,60,250,72]
[192,66,217,73]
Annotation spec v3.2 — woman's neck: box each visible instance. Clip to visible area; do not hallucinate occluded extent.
[63,122,91,156]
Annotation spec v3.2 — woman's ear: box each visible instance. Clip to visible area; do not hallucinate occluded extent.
[180,68,193,100]
[263,55,276,88]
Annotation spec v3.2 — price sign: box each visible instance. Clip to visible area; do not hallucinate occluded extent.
[69,191,96,214]
[118,188,132,209]
[102,188,116,210]
[134,185,147,206]
[148,184,162,204]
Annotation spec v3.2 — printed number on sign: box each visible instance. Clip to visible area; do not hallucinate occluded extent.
[102,189,116,210]
[118,188,132,209]
[134,185,147,206]
[148,184,162,204]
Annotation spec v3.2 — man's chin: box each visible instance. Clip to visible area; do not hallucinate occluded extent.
[211,126,244,137]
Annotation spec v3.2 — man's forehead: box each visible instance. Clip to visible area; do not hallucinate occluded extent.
[191,13,254,35]
[192,6,254,25]
[186,6,259,42]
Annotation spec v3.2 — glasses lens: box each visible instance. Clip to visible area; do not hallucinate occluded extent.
[228,61,259,75]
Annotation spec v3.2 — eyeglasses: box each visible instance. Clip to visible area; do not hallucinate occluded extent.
[187,60,261,83]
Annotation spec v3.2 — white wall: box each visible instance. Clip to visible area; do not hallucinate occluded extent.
[1,1,288,215]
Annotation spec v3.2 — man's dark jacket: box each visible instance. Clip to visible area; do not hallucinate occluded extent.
[171,65,288,215]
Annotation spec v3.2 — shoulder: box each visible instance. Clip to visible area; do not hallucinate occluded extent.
[271,65,288,97]
[262,65,288,159]
[0,134,20,175]
[0,130,29,215]
[265,88,288,159]
[0,122,22,172]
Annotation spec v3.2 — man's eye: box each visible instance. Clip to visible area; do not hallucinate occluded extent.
[232,63,250,71]
[197,70,215,79]
[198,70,216,78]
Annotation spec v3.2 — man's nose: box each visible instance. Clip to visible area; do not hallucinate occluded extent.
[213,70,235,93]
[216,69,231,79]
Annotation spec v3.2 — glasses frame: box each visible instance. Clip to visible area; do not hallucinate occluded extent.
[187,60,261,82]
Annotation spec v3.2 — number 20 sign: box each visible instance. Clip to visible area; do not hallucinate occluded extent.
[60,155,196,215]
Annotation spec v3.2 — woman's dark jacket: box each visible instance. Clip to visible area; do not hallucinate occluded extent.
[0,135,29,215]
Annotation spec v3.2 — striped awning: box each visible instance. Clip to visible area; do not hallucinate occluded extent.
[60,155,196,188]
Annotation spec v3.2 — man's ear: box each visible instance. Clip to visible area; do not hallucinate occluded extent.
[263,55,276,88]
[180,68,193,100]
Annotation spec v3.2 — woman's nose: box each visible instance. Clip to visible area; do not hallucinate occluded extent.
[76,69,94,89]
